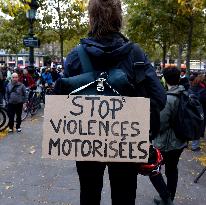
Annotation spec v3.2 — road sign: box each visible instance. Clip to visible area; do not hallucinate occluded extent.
[23,37,40,48]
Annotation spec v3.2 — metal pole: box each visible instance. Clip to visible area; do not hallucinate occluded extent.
[29,20,34,68]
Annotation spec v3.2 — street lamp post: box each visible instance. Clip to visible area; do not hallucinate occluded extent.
[26,0,39,70]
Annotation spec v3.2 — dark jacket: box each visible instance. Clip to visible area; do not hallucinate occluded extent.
[179,76,189,90]
[189,85,206,116]
[63,33,166,140]
[64,33,166,106]
[6,82,26,104]
[153,85,187,152]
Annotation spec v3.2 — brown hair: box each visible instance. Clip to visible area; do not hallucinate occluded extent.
[88,0,122,38]
[191,75,205,86]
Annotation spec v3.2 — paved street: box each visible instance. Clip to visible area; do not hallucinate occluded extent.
[0,108,206,205]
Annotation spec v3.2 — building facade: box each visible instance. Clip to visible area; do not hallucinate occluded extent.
[0,50,45,68]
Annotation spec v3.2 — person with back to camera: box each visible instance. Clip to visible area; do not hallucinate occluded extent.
[55,0,166,205]
[189,74,206,151]
[150,67,188,205]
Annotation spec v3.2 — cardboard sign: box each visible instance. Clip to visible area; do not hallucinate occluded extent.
[42,95,150,163]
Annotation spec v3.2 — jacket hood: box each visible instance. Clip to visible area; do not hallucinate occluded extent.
[80,33,133,61]
[167,85,185,95]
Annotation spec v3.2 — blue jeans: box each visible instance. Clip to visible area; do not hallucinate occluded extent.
[192,140,200,150]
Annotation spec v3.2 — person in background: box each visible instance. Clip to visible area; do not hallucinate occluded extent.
[6,67,12,82]
[51,67,60,82]
[151,67,187,205]
[179,69,189,90]
[189,74,206,151]
[0,68,4,105]
[19,69,36,89]
[6,73,26,133]
[42,68,53,86]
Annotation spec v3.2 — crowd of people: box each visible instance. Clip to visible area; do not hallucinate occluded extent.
[1,0,206,205]
[0,66,64,132]
[1,61,206,205]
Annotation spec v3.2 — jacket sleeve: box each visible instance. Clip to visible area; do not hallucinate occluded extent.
[144,55,166,111]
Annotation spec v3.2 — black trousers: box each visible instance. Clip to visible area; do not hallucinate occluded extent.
[8,103,23,129]
[149,148,184,201]
[76,161,138,205]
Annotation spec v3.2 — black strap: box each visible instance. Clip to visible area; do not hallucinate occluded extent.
[77,45,94,73]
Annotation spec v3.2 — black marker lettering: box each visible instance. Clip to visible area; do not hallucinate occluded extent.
[67,120,77,134]
[110,98,124,119]
[98,100,110,119]
[119,142,127,158]
[50,119,62,133]
[92,140,103,157]
[49,138,60,156]
[85,97,100,117]
[121,121,129,141]
[70,96,83,116]
[81,140,92,157]
[88,120,97,135]
[131,122,140,137]
[99,121,109,136]
[62,139,72,156]
[63,116,67,134]
[129,142,137,159]
[109,140,118,158]
[111,121,120,136]
[138,141,148,159]
[72,139,82,157]
[79,120,87,135]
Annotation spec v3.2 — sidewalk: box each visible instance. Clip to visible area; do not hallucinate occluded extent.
[0,110,206,205]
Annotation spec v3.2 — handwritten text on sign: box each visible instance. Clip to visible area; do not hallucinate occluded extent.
[42,95,150,162]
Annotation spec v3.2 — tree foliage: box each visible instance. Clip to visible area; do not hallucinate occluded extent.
[125,0,206,71]
[39,0,87,65]
[0,0,31,16]
[0,10,28,54]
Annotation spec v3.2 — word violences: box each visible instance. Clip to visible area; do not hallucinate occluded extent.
[43,95,150,162]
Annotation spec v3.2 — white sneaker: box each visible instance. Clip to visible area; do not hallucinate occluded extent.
[8,129,13,133]
[17,128,22,132]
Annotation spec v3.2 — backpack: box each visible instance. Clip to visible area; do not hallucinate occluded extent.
[54,44,160,141]
[168,91,204,141]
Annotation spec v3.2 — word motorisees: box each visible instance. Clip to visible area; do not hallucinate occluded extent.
[42,95,150,163]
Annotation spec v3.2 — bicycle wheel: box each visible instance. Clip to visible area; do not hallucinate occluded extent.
[31,94,41,115]
[30,102,38,115]
[0,108,9,131]
[21,103,29,121]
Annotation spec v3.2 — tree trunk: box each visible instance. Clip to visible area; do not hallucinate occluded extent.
[177,44,183,70]
[16,54,18,68]
[60,35,64,68]
[162,43,167,69]
[186,16,194,76]
[57,0,64,68]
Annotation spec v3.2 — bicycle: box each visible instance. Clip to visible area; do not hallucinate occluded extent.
[0,104,9,131]
[21,89,42,120]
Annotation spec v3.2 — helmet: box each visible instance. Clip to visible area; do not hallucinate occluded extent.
[138,145,163,176]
